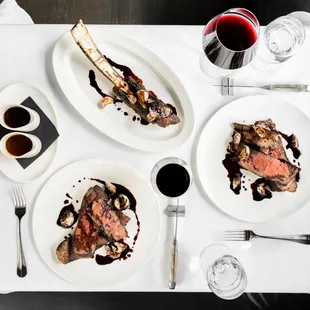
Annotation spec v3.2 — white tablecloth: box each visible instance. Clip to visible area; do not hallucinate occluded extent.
[1,24,310,293]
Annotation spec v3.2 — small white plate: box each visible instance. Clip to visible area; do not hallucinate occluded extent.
[196,95,310,223]
[0,83,58,183]
[32,159,161,287]
[52,31,195,152]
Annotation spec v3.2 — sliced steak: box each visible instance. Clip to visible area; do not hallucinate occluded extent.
[233,121,289,161]
[233,122,280,151]
[268,178,297,192]
[237,147,300,190]
[116,211,131,227]
[89,200,128,241]
[56,186,109,264]
[259,138,289,161]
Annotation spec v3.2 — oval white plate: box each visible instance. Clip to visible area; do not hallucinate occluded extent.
[32,159,161,287]
[197,95,310,223]
[52,31,194,152]
[0,83,58,183]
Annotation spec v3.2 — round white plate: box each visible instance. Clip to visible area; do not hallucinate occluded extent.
[0,83,58,183]
[52,31,195,152]
[196,95,310,223]
[32,159,161,287]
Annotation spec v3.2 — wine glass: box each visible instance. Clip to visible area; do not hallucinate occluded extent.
[151,157,192,198]
[200,8,260,79]
[251,15,305,72]
[200,244,247,300]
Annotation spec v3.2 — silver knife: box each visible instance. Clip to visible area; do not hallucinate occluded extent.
[213,84,310,92]
[169,200,179,290]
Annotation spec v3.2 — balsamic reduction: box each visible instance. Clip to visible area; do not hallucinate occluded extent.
[222,154,242,195]
[88,70,122,102]
[156,163,190,198]
[140,118,149,126]
[65,193,73,199]
[105,56,143,84]
[278,131,301,159]
[4,106,30,128]
[6,134,32,156]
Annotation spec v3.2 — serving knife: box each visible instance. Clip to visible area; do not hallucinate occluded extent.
[214,83,310,92]
[169,200,179,290]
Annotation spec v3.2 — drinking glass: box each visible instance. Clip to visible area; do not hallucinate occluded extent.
[200,244,247,300]
[201,8,260,79]
[151,157,192,199]
[251,15,305,72]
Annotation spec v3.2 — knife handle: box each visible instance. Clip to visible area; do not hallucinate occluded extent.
[169,238,178,290]
[267,84,310,92]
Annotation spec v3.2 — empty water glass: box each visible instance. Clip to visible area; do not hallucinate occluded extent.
[251,15,305,72]
[200,244,247,300]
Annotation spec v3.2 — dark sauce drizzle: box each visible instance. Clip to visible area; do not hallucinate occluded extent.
[88,69,147,125]
[222,153,242,195]
[278,131,301,159]
[140,118,149,126]
[65,193,73,199]
[105,56,143,84]
[88,70,122,103]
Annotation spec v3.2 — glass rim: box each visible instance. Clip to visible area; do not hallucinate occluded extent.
[264,15,306,46]
[150,157,193,199]
[203,7,261,53]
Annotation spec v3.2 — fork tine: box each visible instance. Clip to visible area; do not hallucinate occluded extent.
[223,230,246,241]
[12,186,17,206]
[14,185,22,208]
[224,231,246,236]
[13,185,20,207]
[18,185,26,207]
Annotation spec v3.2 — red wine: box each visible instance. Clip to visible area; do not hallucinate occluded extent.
[156,163,190,198]
[216,14,258,51]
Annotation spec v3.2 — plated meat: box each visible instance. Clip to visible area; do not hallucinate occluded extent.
[71,19,180,128]
[56,185,131,264]
[223,119,301,200]
[237,145,299,192]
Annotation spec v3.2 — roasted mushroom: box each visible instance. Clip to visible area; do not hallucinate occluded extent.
[105,242,128,259]
[59,210,75,229]
[113,194,130,210]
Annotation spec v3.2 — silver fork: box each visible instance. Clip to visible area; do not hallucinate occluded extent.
[224,230,310,245]
[12,185,27,277]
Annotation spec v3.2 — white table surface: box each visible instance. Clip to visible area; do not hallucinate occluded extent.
[1,24,310,293]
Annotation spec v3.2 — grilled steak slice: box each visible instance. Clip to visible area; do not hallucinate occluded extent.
[56,186,109,264]
[89,199,128,241]
[233,122,280,151]
[116,211,131,227]
[237,146,300,191]
[56,238,72,264]
[56,233,109,265]
[259,138,289,161]
[233,122,289,161]
[268,178,298,192]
